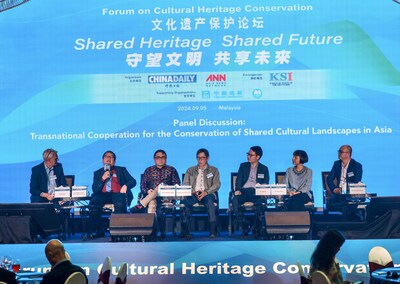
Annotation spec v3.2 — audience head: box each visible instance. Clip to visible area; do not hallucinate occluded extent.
[293,150,308,164]
[45,239,68,267]
[102,151,116,166]
[42,148,59,168]
[311,230,345,271]
[153,149,167,168]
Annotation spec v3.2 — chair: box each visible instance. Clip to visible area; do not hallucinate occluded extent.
[65,175,75,188]
[275,172,286,184]
[64,272,86,284]
[368,246,394,274]
[98,256,111,284]
[311,270,331,284]
[322,171,335,213]
[115,262,128,284]
[297,261,310,284]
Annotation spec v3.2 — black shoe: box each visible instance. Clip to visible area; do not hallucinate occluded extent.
[129,204,146,213]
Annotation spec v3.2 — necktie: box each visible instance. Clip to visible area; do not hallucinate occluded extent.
[48,168,56,195]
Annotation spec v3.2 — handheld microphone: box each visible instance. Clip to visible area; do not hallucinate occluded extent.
[104,164,111,172]
[104,164,111,179]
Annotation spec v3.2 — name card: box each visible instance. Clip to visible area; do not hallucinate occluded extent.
[71,186,88,197]
[158,185,176,197]
[255,184,287,196]
[55,186,70,198]
[176,185,192,197]
[348,183,366,195]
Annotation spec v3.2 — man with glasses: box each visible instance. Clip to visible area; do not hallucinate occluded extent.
[30,148,68,203]
[327,145,363,219]
[130,149,180,214]
[327,145,363,195]
[232,146,269,236]
[181,148,221,238]
[90,150,136,238]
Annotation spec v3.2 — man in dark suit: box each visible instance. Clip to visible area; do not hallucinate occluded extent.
[327,145,363,219]
[327,145,363,194]
[29,148,68,240]
[30,148,67,203]
[232,146,269,235]
[90,150,137,238]
[41,239,88,284]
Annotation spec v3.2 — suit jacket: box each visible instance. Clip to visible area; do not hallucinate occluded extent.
[41,260,88,284]
[30,162,67,202]
[0,269,17,284]
[327,159,363,194]
[183,165,221,195]
[235,162,270,191]
[92,165,136,205]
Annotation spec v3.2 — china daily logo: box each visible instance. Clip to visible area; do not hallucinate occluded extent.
[148,74,197,84]
[269,72,293,86]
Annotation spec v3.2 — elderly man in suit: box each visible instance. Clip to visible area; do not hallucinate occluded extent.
[30,148,67,203]
[327,145,363,220]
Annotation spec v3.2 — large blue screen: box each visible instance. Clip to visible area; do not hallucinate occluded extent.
[1,0,399,207]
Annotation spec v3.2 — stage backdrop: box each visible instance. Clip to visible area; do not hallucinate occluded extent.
[2,239,400,284]
[1,1,399,207]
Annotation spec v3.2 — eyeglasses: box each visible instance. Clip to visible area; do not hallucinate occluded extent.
[197,156,207,160]
[338,150,350,154]
[247,152,256,157]
[155,156,166,160]
[104,155,115,159]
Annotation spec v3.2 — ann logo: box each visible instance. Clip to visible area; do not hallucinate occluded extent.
[206,74,226,82]
[205,74,227,87]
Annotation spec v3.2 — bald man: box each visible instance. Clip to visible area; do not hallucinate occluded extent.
[41,239,88,284]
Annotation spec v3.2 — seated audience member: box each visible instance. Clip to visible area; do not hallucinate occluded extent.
[181,148,221,238]
[232,146,269,235]
[130,149,180,214]
[29,148,69,239]
[41,239,88,284]
[90,151,136,238]
[285,150,313,211]
[309,230,352,284]
[0,268,17,284]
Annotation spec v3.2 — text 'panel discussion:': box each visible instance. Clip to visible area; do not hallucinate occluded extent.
[1,0,400,283]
